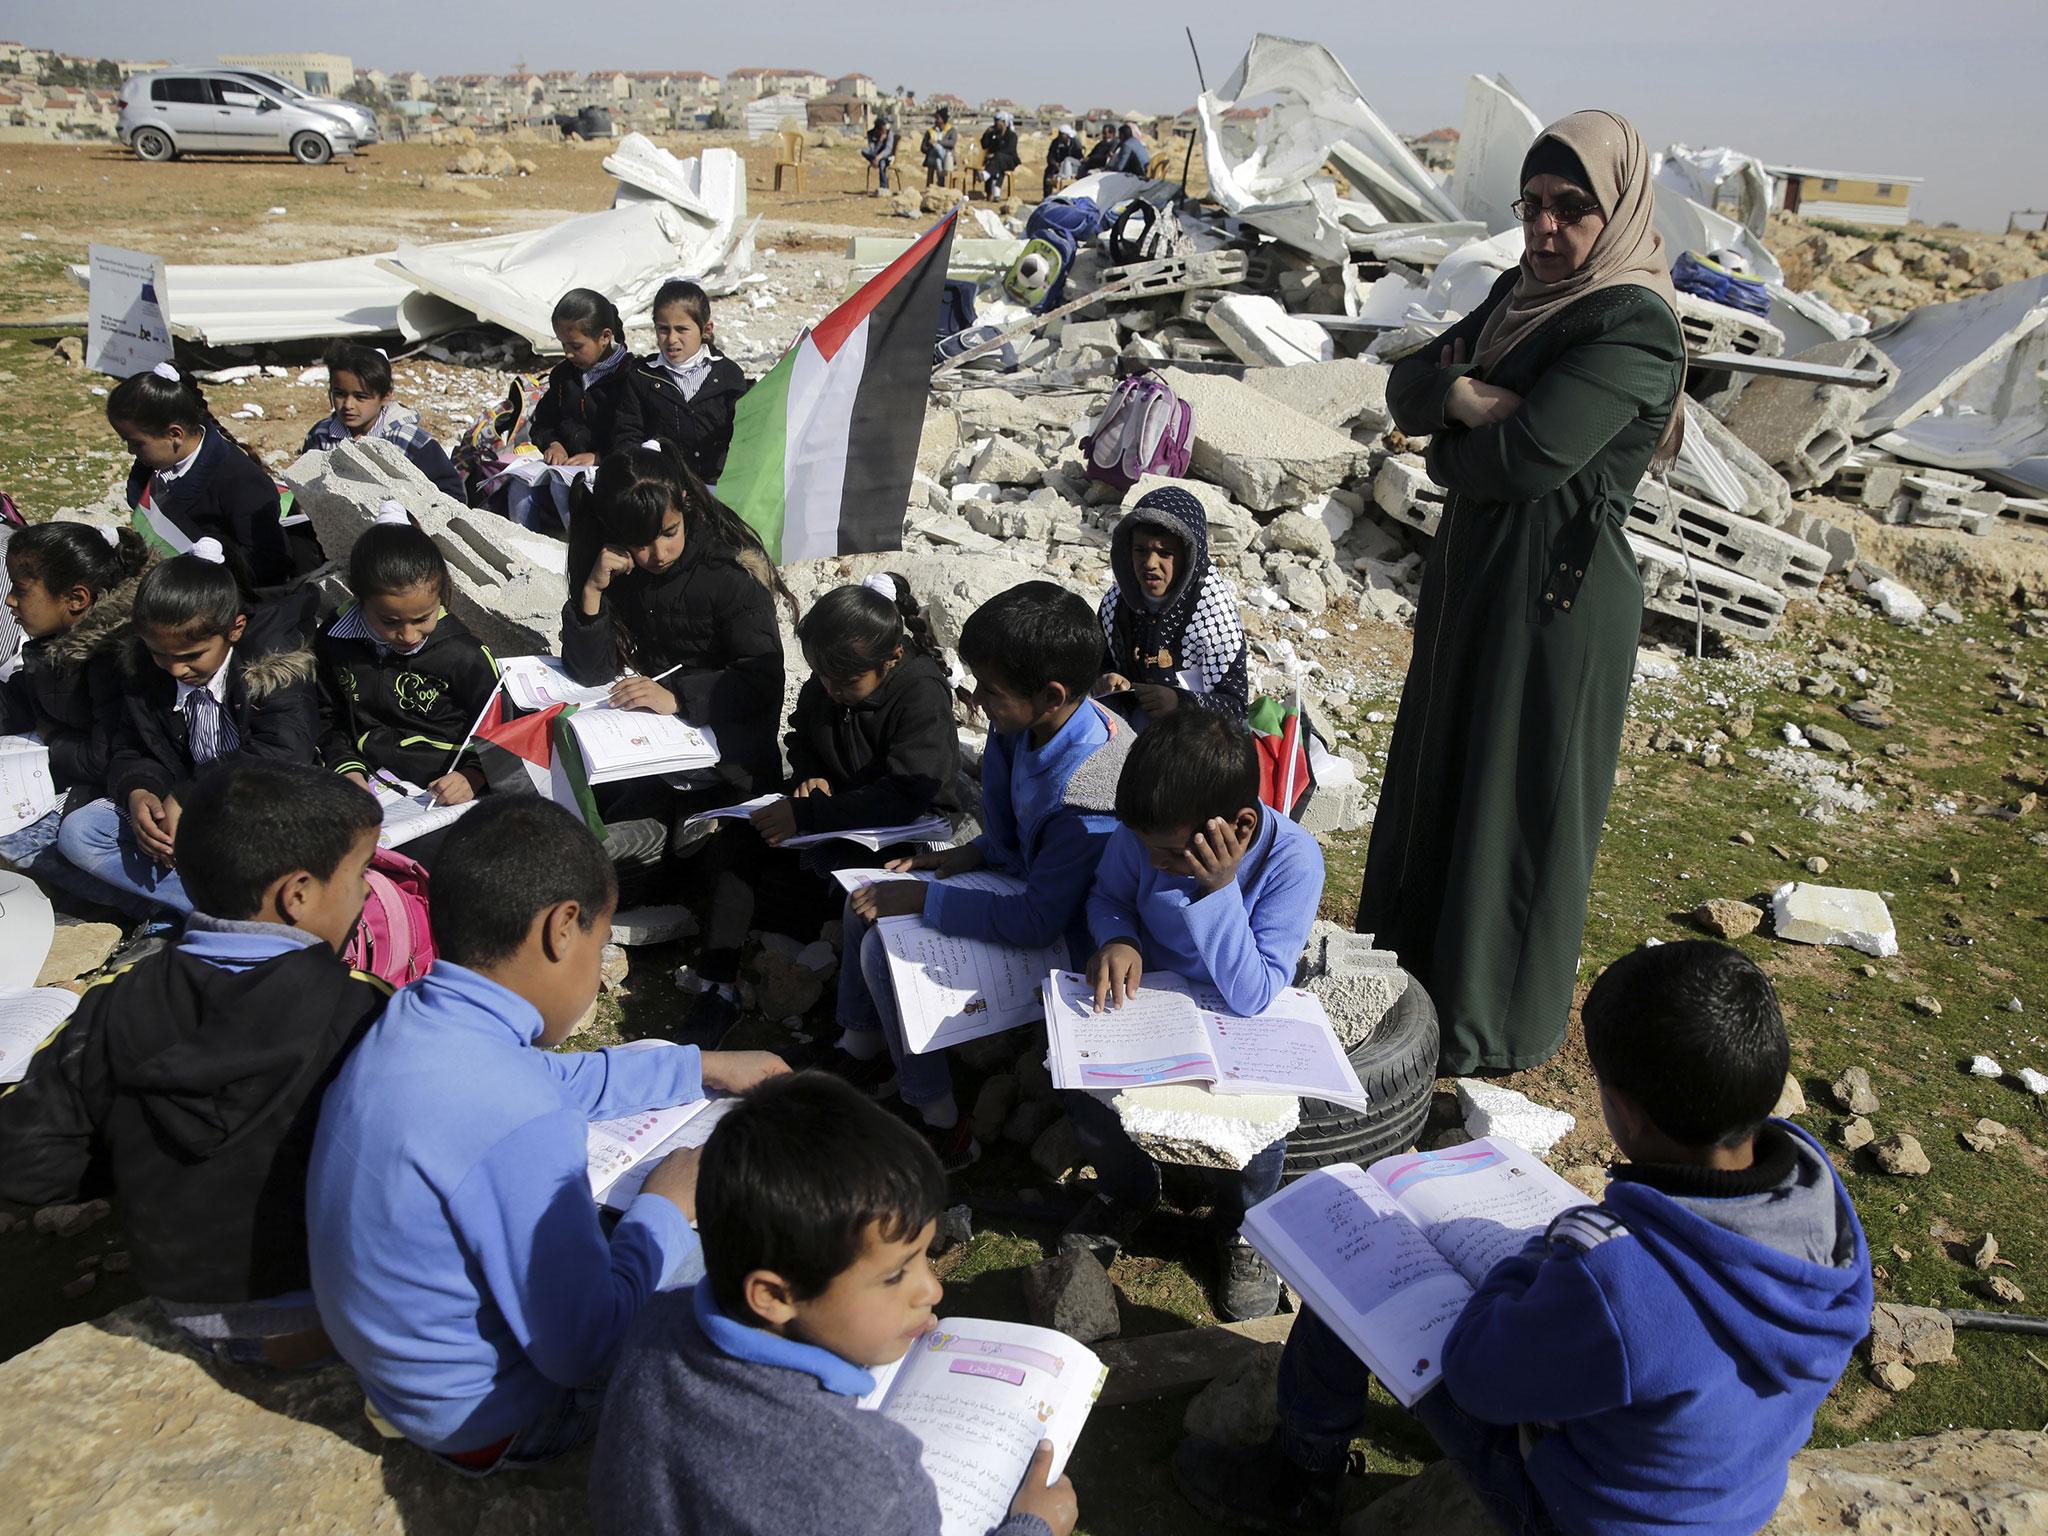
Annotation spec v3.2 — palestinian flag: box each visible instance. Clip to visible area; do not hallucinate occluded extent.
[471,693,607,842]
[1248,691,1314,821]
[720,210,958,562]
[130,482,195,558]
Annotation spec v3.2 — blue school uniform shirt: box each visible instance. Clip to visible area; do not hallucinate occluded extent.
[305,960,703,1453]
[922,698,1130,961]
[1085,806,1324,1016]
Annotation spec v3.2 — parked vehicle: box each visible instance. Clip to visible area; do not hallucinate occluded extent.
[552,105,614,141]
[116,69,359,164]
[219,67,380,145]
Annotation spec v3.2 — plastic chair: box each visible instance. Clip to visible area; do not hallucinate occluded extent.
[772,130,805,194]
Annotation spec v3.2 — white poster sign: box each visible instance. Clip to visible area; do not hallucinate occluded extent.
[86,243,172,378]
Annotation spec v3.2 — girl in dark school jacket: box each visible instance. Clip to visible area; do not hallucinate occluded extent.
[611,279,750,484]
[56,542,319,918]
[316,505,498,807]
[530,288,632,465]
[562,440,792,1039]
[109,363,292,588]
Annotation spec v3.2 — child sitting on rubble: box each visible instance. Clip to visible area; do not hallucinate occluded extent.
[828,581,1132,1171]
[533,288,631,469]
[1,522,153,908]
[0,761,387,1368]
[302,340,465,501]
[589,1071,1078,1536]
[56,542,320,919]
[612,278,750,485]
[1174,940,1874,1536]
[1095,486,1248,722]
[315,505,498,841]
[1059,705,1323,1322]
[107,362,292,588]
[306,796,788,1473]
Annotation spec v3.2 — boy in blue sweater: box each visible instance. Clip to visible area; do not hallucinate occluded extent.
[1175,941,1873,1536]
[1061,706,1325,1323]
[591,1073,1078,1536]
[831,582,1133,1171]
[306,797,786,1473]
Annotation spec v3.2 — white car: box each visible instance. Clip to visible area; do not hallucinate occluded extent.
[116,68,360,164]
[219,67,380,146]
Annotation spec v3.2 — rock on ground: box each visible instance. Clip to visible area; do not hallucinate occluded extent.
[1868,1303,1957,1367]
[1020,1246,1121,1344]
[0,1303,593,1534]
[1693,898,1763,940]
[35,915,122,986]
[1182,1341,1284,1448]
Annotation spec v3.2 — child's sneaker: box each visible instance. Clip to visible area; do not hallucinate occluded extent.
[1218,1236,1281,1322]
[1171,1433,1342,1535]
[916,1114,980,1173]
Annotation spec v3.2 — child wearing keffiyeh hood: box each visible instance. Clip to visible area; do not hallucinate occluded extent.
[1095,486,1248,721]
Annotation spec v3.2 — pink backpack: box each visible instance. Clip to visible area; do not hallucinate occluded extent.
[344,846,436,987]
[1082,372,1193,492]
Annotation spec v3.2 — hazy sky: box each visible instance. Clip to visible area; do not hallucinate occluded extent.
[8,0,2043,230]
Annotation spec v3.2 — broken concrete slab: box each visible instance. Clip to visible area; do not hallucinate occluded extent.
[1723,338,1902,492]
[1239,359,1393,435]
[1630,534,1788,641]
[1106,1083,1299,1171]
[1456,1079,1576,1157]
[1159,367,1368,512]
[1371,454,1446,537]
[1205,294,1334,367]
[1847,560,1930,624]
[1674,399,1798,529]
[967,435,1046,487]
[1771,882,1900,957]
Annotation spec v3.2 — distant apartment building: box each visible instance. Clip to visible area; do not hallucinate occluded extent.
[832,72,877,102]
[218,51,354,94]
[724,66,829,99]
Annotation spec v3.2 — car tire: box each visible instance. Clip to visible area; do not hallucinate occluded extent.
[132,127,175,163]
[290,132,333,166]
[1282,971,1439,1182]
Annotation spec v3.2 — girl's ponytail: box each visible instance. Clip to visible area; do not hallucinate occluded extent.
[796,573,938,682]
[4,522,149,599]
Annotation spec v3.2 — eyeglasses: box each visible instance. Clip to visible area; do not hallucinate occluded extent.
[1513,197,1602,227]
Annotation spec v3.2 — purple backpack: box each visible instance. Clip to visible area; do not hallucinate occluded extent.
[1082,373,1193,492]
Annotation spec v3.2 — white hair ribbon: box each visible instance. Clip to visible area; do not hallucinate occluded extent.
[861,572,897,600]
[641,438,662,451]
[190,537,226,565]
[98,524,122,548]
[151,361,181,382]
[373,499,410,527]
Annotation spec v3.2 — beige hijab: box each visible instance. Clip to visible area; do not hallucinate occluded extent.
[1472,109,1686,461]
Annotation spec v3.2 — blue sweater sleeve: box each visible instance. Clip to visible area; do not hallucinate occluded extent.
[1179,827,1324,1016]
[1440,1240,1633,1425]
[970,730,1022,872]
[1086,826,1144,952]
[448,1109,699,1390]
[540,1042,703,1116]
[927,809,1114,950]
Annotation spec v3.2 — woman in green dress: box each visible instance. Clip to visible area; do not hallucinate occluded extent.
[1355,110,1687,1075]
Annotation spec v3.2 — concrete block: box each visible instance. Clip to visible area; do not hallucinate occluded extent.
[1456,1079,1576,1157]
[1240,359,1393,435]
[1770,882,1900,957]
[1296,755,1365,836]
[1629,534,1787,641]
[1722,338,1902,493]
[1371,454,1446,537]
[1276,566,1328,616]
[1627,480,1828,592]
[1121,475,1259,557]
[1205,294,1334,367]
[1257,512,1338,562]
[1180,289,1226,324]
[1167,335,1235,364]
[1109,1083,1299,1171]
[2000,496,2048,529]
[1678,400,1797,528]
[1114,247,1251,301]
[1159,367,1368,512]
[1673,289,1786,360]
[284,440,566,657]
[967,435,1046,487]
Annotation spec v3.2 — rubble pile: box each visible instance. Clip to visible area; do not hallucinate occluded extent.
[1770,213,2048,322]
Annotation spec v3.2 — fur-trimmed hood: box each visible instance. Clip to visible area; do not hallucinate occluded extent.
[39,553,157,676]
[122,595,315,700]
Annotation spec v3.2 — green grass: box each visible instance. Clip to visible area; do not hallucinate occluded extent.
[0,329,134,514]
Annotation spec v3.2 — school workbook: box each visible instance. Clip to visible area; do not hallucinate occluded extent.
[1241,1138,1588,1406]
[830,868,1067,1053]
[0,734,58,837]
[369,774,476,848]
[497,654,619,712]
[564,707,719,783]
[685,794,951,851]
[857,1317,1106,1536]
[0,987,80,1084]
[1042,970,1369,1109]
[582,1045,736,1211]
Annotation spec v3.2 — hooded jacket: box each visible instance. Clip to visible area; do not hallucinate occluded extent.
[530,352,630,460]
[0,556,151,812]
[302,402,465,502]
[783,651,960,836]
[123,426,290,587]
[612,353,751,484]
[1099,487,1249,719]
[316,607,498,784]
[561,539,785,789]
[0,924,388,1302]
[1441,1121,1873,1536]
[107,598,320,807]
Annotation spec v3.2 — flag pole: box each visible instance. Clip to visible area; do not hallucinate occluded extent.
[440,675,506,780]
[1279,680,1302,811]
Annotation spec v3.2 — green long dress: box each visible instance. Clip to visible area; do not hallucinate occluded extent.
[1355,273,1685,1074]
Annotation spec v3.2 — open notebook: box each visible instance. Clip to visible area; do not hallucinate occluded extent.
[1241,1138,1587,1405]
[565,707,719,784]
[0,987,80,1084]
[685,794,951,851]
[831,868,1066,1053]
[370,774,476,849]
[0,734,58,837]
[497,654,620,712]
[1043,969,1368,1109]
[858,1318,1106,1536]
